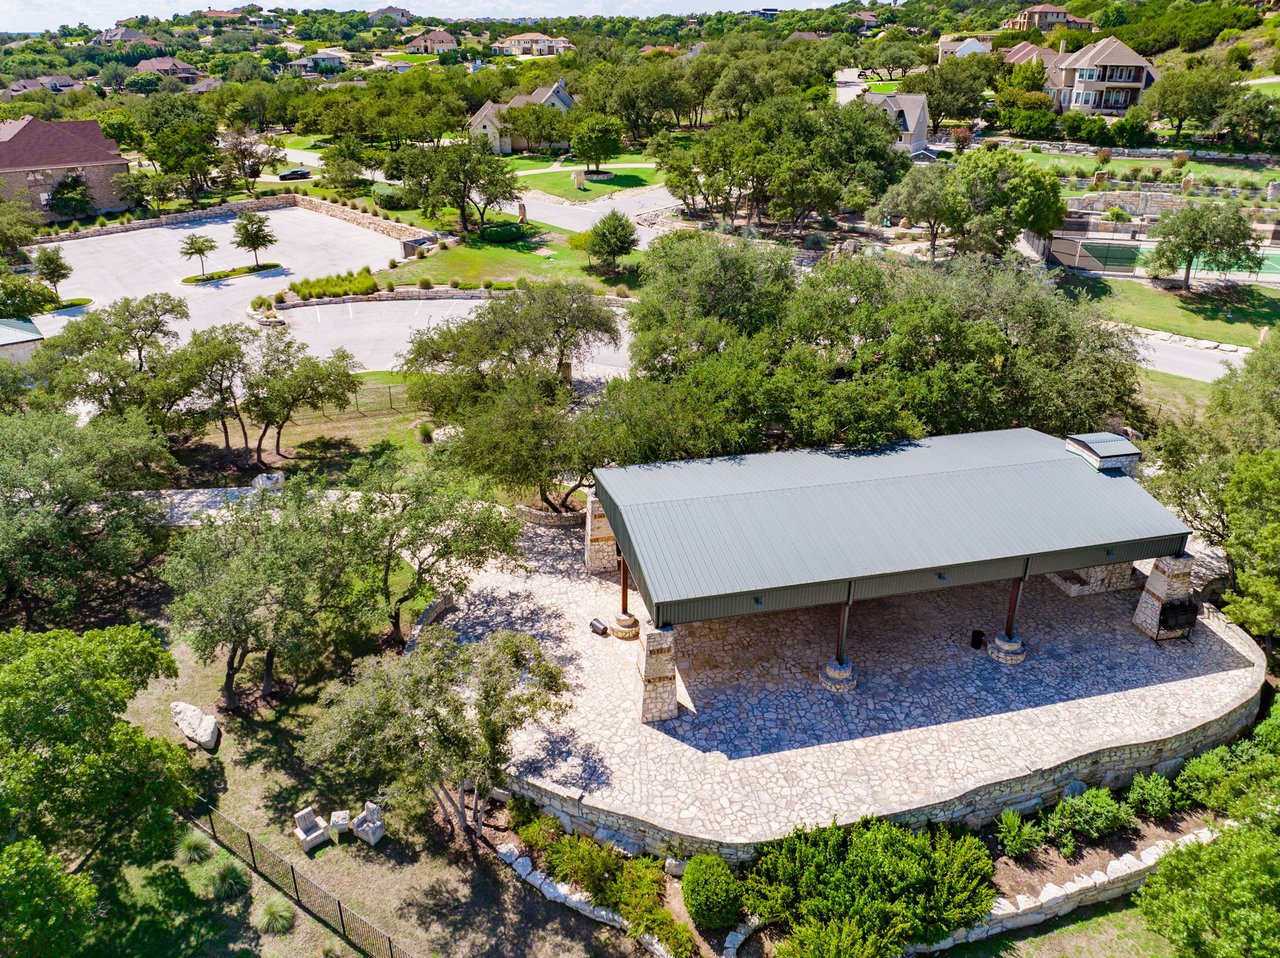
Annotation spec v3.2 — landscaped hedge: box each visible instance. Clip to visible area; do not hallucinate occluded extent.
[288,266,379,300]
[479,222,525,244]
[743,819,996,956]
[681,854,742,930]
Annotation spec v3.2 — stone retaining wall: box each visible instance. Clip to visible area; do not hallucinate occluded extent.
[26,193,427,246]
[910,826,1217,952]
[270,289,633,312]
[515,503,586,528]
[511,606,1263,863]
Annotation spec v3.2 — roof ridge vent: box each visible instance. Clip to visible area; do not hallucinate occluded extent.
[1065,432,1141,476]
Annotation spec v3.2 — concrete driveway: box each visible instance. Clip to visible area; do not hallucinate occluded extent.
[36,206,402,336]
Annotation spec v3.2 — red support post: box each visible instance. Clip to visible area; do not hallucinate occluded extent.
[620,557,630,616]
[1005,578,1024,638]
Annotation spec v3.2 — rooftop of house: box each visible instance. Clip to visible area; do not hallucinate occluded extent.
[0,116,123,174]
[135,56,198,72]
[0,319,43,347]
[1059,36,1153,70]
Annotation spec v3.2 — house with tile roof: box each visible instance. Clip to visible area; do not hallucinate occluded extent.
[1002,3,1093,32]
[368,5,414,26]
[406,29,458,54]
[2,76,86,101]
[489,32,575,57]
[468,78,575,154]
[1002,40,1055,66]
[1044,37,1158,115]
[0,117,129,222]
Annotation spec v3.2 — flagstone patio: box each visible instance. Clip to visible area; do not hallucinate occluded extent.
[448,526,1265,860]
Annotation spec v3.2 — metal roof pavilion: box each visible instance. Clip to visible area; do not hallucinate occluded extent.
[594,428,1190,629]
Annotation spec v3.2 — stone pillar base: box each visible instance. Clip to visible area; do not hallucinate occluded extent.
[820,658,858,694]
[638,630,679,723]
[612,614,640,640]
[988,632,1027,664]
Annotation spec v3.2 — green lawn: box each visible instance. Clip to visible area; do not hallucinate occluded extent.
[519,167,663,201]
[1249,79,1280,98]
[1021,150,1280,186]
[1140,369,1216,417]
[277,134,332,151]
[866,80,901,93]
[950,899,1172,958]
[1063,275,1280,347]
[383,52,438,62]
[506,153,561,172]
[380,220,640,289]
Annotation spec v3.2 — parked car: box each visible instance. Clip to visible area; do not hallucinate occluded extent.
[278,168,311,181]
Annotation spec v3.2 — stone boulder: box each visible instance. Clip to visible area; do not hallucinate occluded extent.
[171,701,220,750]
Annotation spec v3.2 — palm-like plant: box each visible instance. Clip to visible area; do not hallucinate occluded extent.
[179,233,218,278]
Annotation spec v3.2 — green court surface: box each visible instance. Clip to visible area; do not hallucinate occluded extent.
[1080,242,1280,275]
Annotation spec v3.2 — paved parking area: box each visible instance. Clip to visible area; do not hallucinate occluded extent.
[36,206,401,336]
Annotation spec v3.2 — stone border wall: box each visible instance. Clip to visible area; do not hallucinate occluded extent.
[26,193,427,246]
[515,503,586,528]
[910,825,1218,952]
[510,606,1264,864]
[267,289,634,313]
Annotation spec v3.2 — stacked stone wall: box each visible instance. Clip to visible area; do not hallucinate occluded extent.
[510,606,1262,864]
[584,494,617,574]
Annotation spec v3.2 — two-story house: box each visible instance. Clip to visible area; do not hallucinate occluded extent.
[134,56,202,83]
[406,30,458,55]
[0,117,129,222]
[367,6,414,27]
[1002,4,1094,32]
[489,33,575,57]
[937,35,994,62]
[1045,37,1158,115]
[863,92,931,156]
[468,78,575,154]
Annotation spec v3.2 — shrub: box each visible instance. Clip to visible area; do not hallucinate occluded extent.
[416,247,426,258]
[1102,206,1132,223]
[480,222,524,243]
[507,795,539,830]
[1030,144,1041,153]
[614,285,629,297]
[389,258,398,269]
[743,821,995,948]
[1096,148,1112,165]
[629,909,697,958]
[457,281,481,290]
[1121,167,1140,182]
[1175,746,1232,809]
[995,808,1044,858]
[1127,773,1175,820]
[493,281,517,290]
[1252,715,1280,755]
[599,856,666,923]
[802,232,828,251]
[1045,788,1136,855]
[384,280,395,292]
[175,829,213,865]
[516,814,562,852]
[546,835,623,901]
[255,895,296,935]
[1205,753,1280,814]
[777,916,901,958]
[273,291,286,305]
[208,858,250,900]
[482,279,493,289]
[416,421,433,443]
[417,277,431,289]
[1201,175,1219,188]
[682,854,742,929]
[1070,165,1090,179]
[449,277,460,288]
[375,185,416,210]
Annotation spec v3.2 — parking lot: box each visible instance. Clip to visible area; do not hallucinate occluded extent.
[37,206,402,336]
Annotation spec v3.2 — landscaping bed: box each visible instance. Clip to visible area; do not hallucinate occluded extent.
[182,262,281,284]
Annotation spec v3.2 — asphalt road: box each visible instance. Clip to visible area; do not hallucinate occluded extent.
[1138,337,1244,382]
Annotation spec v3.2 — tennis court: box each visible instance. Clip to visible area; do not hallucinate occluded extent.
[1072,241,1280,276]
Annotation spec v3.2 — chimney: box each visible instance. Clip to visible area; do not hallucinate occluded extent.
[1059,38,1066,54]
[1065,433,1141,477]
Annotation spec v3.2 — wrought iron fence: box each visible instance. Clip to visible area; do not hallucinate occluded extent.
[184,797,420,958]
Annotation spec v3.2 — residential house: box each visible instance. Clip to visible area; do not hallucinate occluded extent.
[1002,40,1054,65]
[786,31,831,42]
[863,92,931,155]
[937,35,993,62]
[1044,36,1158,115]
[852,10,880,32]
[0,320,43,363]
[639,44,680,55]
[0,116,129,222]
[367,5,414,26]
[406,29,457,54]
[468,78,575,154]
[287,51,346,74]
[1002,4,1093,32]
[747,8,779,19]
[191,76,223,94]
[134,56,202,83]
[89,26,147,45]
[2,76,86,100]
[489,32,575,56]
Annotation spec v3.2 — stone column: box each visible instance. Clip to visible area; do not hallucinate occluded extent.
[638,630,679,723]
[584,494,617,574]
[1133,553,1194,640]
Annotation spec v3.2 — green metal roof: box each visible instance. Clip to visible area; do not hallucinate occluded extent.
[594,428,1189,627]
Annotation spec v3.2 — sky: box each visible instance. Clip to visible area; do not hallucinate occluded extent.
[5,0,823,35]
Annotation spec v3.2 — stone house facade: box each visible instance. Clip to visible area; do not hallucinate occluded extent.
[0,117,128,223]
[1002,3,1093,32]
[406,30,457,54]
[489,32,575,57]
[468,78,575,154]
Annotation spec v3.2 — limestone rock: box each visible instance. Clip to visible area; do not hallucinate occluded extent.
[170,701,219,750]
[1062,779,1088,799]
[495,842,519,864]
[663,857,685,878]
[513,855,533,878]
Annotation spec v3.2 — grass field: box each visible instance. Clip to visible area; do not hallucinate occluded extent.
[951,899,1172,958]
[1247,78,1280,98]
[1063,275,1280,346]
[277,134,332,151]
[506,153,561,172]
[380,220,641,290]
[1140,369,1216,417]
[1021,150,1280,185]
[519,167,663,201]
[866,80,901,92]
[383,52,438,62]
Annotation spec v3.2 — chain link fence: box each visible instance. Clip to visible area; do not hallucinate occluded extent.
[185,797,420,958]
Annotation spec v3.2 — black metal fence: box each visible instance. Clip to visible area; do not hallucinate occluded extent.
[183,797,420,958]
[298,383,414,422]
